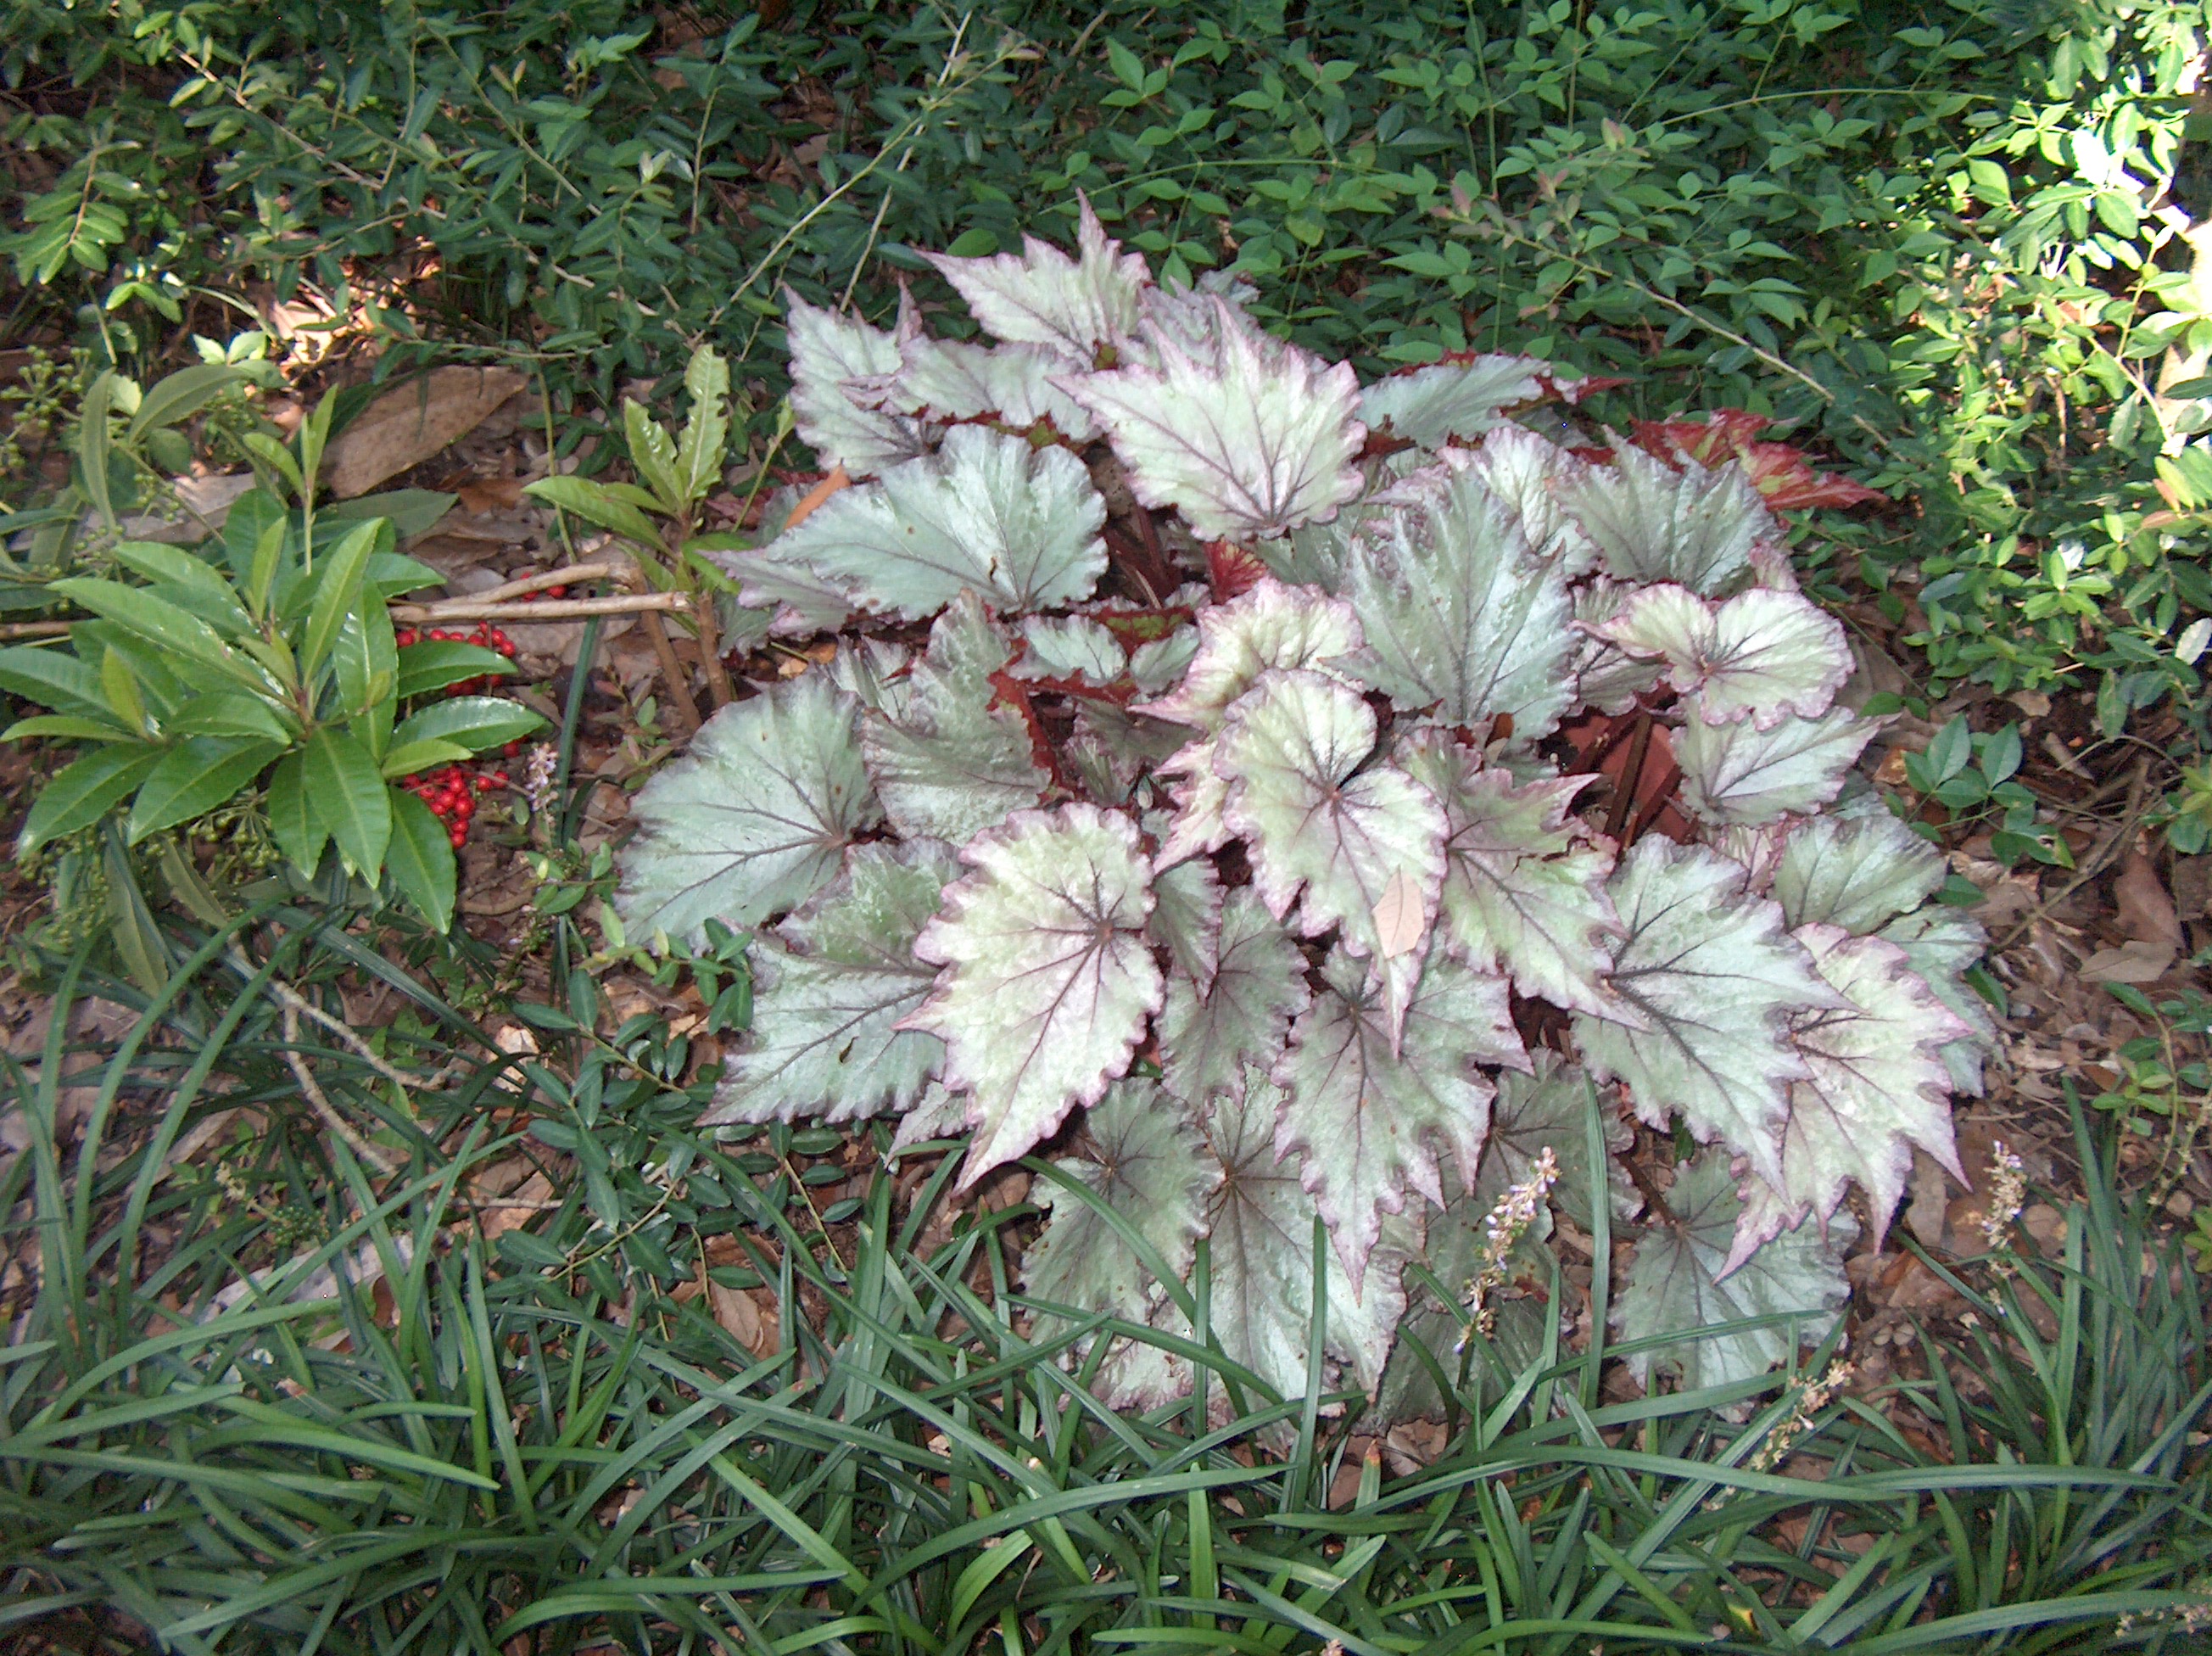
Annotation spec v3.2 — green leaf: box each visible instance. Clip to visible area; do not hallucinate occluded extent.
[321,489,455,541]
[244,432,304,498]
[302,727,392,875]
[50,578,267,694]
[525,474,667,547]
[125,363,246,441]
[109,542,254,635]
[126,736,283,842]
[677,344,733,504]
[395,641,515,699]
[299,518,388,680]
[3,713,132,742]
[388,694,545,756]
[380,738,474,777]
[0,644,112,721]
[623,400,685,512]
[76,372,120,529]
[384,789,458,931]
[265,752,327,874]
[19,744,162,853]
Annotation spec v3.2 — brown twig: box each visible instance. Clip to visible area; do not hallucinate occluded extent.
[280,1004,401,1178]
[386,592,686,622]
[1604,713,1656,843]
[0,620,72,639]
[1991,756,2154,955]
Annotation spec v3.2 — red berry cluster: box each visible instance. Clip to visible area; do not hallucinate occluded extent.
[394,622,519,696]
[525,585,568,600]
[402,759,517,849]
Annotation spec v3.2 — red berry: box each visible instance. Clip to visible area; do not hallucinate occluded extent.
[504,740,523,758]
[491,772,511,786]
[450,829,468,848]
[546,585,567,599]
[475,776,494,792]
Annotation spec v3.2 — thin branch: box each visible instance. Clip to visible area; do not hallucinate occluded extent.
[387,593,685,623]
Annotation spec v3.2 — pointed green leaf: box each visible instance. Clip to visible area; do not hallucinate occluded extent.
[299,518,386,680]
[384,789,458,930]
[301,727,392,875]
[265,751,327,874]
[389,695,545,757]
[164,691,294,743]
[50,578,269,693]
[395,641,516,700]
[0,644,110,722]
[524,474,667,548]
[677,344,733,502]
[623,400,685,512]
[19,744,162,853]
[126,736,282,842]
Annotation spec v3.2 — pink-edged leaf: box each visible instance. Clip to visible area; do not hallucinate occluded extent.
[1069,298,1366,540]
[1723,924,1971,1273]
[1203,1066,1410,1399]
[1554,440,1779,596]
[707,840,958,1127]
[1340,467,1578,739]
[1215,669,1448,1038]
[1590,584,1852,730]
[758,425,1108,620]
[1358,354,1550,448]
[887,336,1100,438]
[1159,887,1311,1110]
[1613,1146,1854,1391]
[1571,837,1840,1189]
[923,194,1151,363]
[1771,812,1947,933]
[902,804,1164,1186]
[861,592,1048,843]
[1396,730,1634,1023]
[1674,702,1881,825]
[1880,907,1998,1097]
[1025,1078,1217,1408]
[1148,851,1224,990]
[1273,947,1527,1290]
[1570,578,1667,715]
[783,291,935,477]
[1461,425,1599,574]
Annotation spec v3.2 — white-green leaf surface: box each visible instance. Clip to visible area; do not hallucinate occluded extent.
[1201,1068,1409,1400]
[1341,468,1577,738]
[1357,355,1550,449]
[1614,1148,1855,1390]
[1591,585,1852,729]
[1159,887,1310,1109]
[861,594,1048,842]
[891,336,1098,437]
[1273,948,1525,1288]
[1572,837,1838,1188]
[1725,923,1969,1268]
[1772,813,1947,932]
[1217,669,1447,1032]
[616,675,880,944]
[1555,443,1776,596]
[1675,703,1880,825]
[757,425,1108,619]
[1026,1080,1216,1407]
[922,197,1150,363]
[903,805,1163,1187]
[1013,614,1126,684]
[1570,578,1669,715]
[1483,1054,1640,1228]
[1148,853,1224,990]
[1071,299,1366,540]
[1398,732,1629,1021]
[707,840,958,1127]
[1463,426,1597,574]
[1878,907,1997,1096]
[784,292,934,477]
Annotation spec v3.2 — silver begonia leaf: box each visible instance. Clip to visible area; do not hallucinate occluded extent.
[1025,1080,1217,1408]
[1879,908,1997,1096]
[1201,1067,1410,1401]
[617,674,880,945]
[1273,948,1526,1288]
[1340,467,1578,739]
[1070,298,1367,540]
[1674,702,1881,826]
[1614,1147,1855,1392]
[1771,812,1947,933]
[1397,731,1631,1022]
[1013,614,1126,684]
[862,593,1048,843]
[889,336,1099,438]
[1555,441,1777,596]
[1724,923,1969,1271]
[1572,837,1840,1189]
[1358,355,1550,449]
[1462,426,1598,575]
[1159,887,1310,1110]
[751,425,1108,621]
[1216,669,1448,1036]
[1570,578,1669,715]
[922,195,1150,364]
[1483,1052,1641,1228]
[1591,584,1852,729]
[783,291,935,477]
[902,804,1164,1187]
[708,840,958,1127]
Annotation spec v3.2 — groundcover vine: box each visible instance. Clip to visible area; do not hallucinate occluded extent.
[615,204,1994,1418]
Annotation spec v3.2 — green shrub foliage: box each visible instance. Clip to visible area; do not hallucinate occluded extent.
[615,213,1995,1413]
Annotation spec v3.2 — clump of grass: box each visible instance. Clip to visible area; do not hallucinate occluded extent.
[3,937,2207,1654]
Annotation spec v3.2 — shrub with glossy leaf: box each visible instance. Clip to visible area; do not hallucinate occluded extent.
[617,212,1996,1413]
